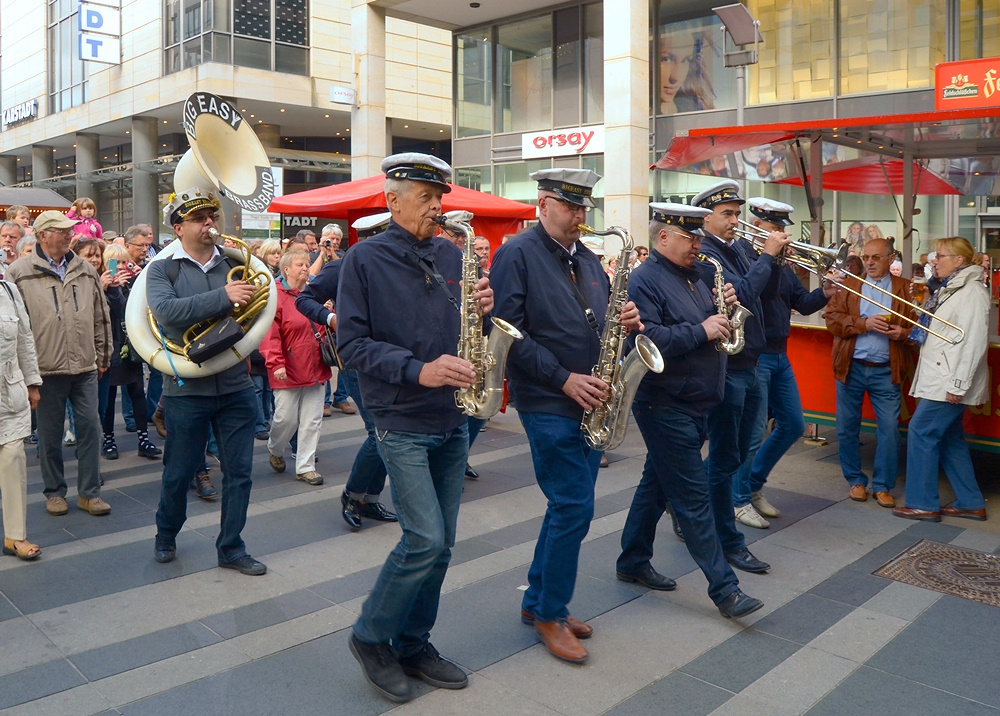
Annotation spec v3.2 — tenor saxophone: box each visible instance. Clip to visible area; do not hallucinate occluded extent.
[434,213,523,419]
[696,253,752,355]
[579,225,664,452]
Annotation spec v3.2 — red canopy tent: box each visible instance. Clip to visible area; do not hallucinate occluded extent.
[775,157,961,195]
[268,175,537,249]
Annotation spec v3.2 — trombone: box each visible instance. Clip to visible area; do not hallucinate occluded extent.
[733,220,964,345]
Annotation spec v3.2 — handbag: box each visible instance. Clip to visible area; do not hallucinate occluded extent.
[314,323,343,369]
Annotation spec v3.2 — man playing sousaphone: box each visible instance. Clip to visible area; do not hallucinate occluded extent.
[146,188,267,576]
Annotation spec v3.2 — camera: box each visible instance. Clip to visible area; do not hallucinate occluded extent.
[321,240,332,247]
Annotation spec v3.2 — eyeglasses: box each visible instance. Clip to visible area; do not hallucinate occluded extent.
[936,253,957,259]
[861,254,884,261]
[544,196,591,213]
[46,228,74,237]
[183,213,219,224]
[129,241,153,248]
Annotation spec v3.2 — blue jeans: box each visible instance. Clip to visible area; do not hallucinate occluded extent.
[250,374,272,434]
[519,412,601,622]
[835,362,901,492]
[156,387,257,562]
[904,399,984,511]
[706,367,760,554]
[619,403,739,605]
[342,369,387,499]
[353,423,468,655]
[334,372,349,403]
[468,416,487,448]
[738,353,807,498]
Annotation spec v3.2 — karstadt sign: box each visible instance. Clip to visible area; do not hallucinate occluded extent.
[1,99,39,128]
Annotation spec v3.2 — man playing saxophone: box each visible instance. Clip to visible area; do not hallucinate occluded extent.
[490,168,641,664]
[616,203,764,618]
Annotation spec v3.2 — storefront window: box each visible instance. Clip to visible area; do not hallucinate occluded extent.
[497,16,553,133]
[839,0,945,94]
[656,12,734,115]
[960,0,1000,60]
[554,7,581,127]
[456,34,492,138]
[494,160,551,204]
[456,166,492,193]
[747,0,834,104]
[583,3,603,124]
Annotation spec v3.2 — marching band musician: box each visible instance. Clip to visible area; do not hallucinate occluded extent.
[146,189,266,576]
[692,180,789,567]
[337,154,492,703]
[490,168,642,664]
[616,203,764,618]
[734,199,838,526]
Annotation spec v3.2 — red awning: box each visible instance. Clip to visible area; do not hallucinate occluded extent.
[654,132,794,170]
[775,157,960,195]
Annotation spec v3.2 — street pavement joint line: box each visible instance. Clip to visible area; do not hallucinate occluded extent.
[855,663,1000,710]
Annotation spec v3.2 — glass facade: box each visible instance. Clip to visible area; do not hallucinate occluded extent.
[164,0,308,75]
[48,0,89,113]
[747,0,834,103]
[960,0,1000,60]
[496,15,553,134]
[456,34,492,138]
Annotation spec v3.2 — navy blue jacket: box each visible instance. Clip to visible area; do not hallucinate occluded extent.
[491,223,609,421]
[695,231,774,371]
[759,263,829,354]
[336,221,465,434]
[295,258,341,326]
[630,250,726,416]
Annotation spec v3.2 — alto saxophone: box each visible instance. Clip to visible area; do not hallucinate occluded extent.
[579,225,664,452]
[697,253,752,355]
[434,212,523,419]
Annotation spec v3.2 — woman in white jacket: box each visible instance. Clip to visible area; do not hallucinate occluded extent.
[894,237,990,522]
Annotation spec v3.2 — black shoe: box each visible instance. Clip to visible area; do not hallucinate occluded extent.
[255,431,270,441]
[219,554,267,576]
[125,423,137,433]
[666,502,684,542]
[137,438,162,459]
[616,564,677,591]
[464,463,479,480]
[349,634,412,703]
[398,642,468,690]
[102,438,119,460]
[717,590,764,619]
[359,501,398,522]
[191,470,218,500]
[154,540,176,564]
[341,490,362,530]
[725,549,770,574]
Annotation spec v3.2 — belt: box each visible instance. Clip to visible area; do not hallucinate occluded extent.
[854,359,889,368]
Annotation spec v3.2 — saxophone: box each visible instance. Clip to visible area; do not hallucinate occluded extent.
[579,225,664,452]
[434,212,523,419]
[696,253,752,355]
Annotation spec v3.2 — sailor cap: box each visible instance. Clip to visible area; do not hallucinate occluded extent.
[650,202,712,231]
[691,180,745,210]
[747,197,794,226]
[381,153,452,192]
[531,168,601,208]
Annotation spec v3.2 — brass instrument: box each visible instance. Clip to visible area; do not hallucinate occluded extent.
[578,224,664,452]
[697,253,753,355]
[734,220,964,345]
[434,212,523,419]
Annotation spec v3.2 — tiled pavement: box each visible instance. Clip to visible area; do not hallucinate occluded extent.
[2,406,1000,715]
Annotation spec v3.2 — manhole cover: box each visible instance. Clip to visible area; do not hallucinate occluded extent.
[873,539,1000,608]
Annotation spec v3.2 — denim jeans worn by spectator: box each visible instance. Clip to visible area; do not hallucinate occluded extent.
[156,387,256,561]
[903,399,984,512]
[835,363,900,493]
[342,369,387,498]
[744,353,806,494]
[353,424,467,655]
[250,374,272,434]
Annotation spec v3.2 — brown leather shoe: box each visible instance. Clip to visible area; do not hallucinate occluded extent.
[333,401,357,415]
[892,506,941,522]
[534,620,589,663]
[152,408,167,437]
[45,496,69,516]
[849,484,868,502]
[874,491,895,508]
[520,609,593,639]
[941,505,987,521]
[77,496,111,516]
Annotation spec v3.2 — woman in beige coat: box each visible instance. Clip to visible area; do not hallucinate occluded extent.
[0,279,43,559]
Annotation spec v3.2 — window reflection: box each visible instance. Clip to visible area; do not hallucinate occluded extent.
[497,16,553,133]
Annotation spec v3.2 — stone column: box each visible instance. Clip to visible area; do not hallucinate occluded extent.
[351,1,388,179]
[31,145,53,182]
[602,0,649,233]
[0,156,16,186]
[131,116,160,230]
[76,133,100,200]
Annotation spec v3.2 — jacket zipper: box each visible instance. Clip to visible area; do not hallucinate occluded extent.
[50,286,61,318]
[72,285,79,312]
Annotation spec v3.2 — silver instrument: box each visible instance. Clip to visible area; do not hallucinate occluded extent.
[697,253,752,355]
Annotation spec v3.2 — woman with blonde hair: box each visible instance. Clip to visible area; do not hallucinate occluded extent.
[259,239,282,276]
[894,237,990,522]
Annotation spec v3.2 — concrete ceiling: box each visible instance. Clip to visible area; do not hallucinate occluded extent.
[371,0,566,31]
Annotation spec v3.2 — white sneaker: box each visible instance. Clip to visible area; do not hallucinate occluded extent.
[735,503,770,529]
[751,491,781,518]
[63,430,77,446]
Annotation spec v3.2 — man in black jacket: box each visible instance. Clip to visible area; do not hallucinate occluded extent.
[337,154,492,703]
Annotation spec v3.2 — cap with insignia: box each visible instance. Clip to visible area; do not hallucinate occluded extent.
[650,202,712,232]
[691,180,745,210]
[381,152,453,192]
[162,186,222,228]
[351,211,392,240]
[747,197,794,226]
[530,168,601,208]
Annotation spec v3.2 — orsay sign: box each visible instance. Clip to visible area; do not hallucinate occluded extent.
[521,125,605,159]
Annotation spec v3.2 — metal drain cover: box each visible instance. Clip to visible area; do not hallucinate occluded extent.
[873,539,1000,608]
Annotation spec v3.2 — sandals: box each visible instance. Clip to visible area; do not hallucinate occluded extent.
[3,538,41,561]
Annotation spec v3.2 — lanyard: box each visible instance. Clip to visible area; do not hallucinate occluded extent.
[411,247,461,314]
[542,235,600,334]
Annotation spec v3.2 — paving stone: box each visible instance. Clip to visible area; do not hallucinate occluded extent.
[0,659,86,710]
[901,520,964,542]
[308,566,381,605]
[808,567,890,607]
[198,589,333,640]
[751,593,855,645]
[0,593,22,623]
[450,536,502,566]
[737,645,857,713]
[806,607,908,663]
[604,671,733,716]
[69,621,222,681]
[861,581,943,622]
[475,516,544,550]
[0,616,61,677]
[680,629,801,693]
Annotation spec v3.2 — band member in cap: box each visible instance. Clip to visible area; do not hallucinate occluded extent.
[146,188,267,576]
[735,199,838,525]
[616,203,764,618]
[692,180,789,565]
[295,211,398,530]
[490,168,642,664]
[337,153,492,703]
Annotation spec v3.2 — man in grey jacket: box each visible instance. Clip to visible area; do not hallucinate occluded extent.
[5,211,112,517]
[145,189,266,576]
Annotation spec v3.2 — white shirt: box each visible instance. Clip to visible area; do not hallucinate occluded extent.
[171,243,228,274]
